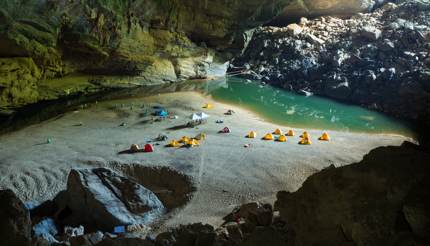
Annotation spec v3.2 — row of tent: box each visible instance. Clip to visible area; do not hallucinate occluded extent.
[167,133,207,148]
[247,129,330,145]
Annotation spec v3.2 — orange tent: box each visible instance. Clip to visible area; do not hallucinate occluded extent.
[247,131,257,138]
[277,135,287,142]
[273,128,283,135]
[319,132,330,141]
[263,133,274,140]
[299,138,312,145]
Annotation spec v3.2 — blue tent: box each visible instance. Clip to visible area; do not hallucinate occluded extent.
[154,109,168,117]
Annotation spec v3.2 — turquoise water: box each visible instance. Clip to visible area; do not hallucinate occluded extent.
[208,77,415,137]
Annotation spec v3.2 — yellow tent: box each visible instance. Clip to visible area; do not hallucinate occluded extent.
[167,140,180,147]
[247,131,257,138]
[319,132,330,141]
[263,133,274,140]
[299,138,312,145]
[203,103,213,109]
[195,133,206,141]
[277,135,287,142]
[273,128,283,135]
[179,136,190,143]
[186,139,200,147]
[301,131,310,139]
[287,130,295,136]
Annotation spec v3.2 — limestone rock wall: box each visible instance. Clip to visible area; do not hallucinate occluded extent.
[0,0,288,109]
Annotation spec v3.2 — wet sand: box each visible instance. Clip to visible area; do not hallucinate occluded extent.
[0,91,411,229]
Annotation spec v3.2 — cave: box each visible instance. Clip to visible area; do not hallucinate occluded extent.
[0,0,429,246]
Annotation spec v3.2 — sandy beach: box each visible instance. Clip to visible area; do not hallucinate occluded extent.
[0,91,411,230]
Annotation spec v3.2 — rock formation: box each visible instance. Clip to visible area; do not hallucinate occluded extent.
[0,0,288,109]
[271,0,385,24]
[232,0,430,125]
[0,189,32,246]
[0,0,396,111]
[0,142,425,245]
[275,142,430,245]
[54,168,165,232]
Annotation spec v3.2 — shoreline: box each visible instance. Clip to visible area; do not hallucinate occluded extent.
[204,92,416,140]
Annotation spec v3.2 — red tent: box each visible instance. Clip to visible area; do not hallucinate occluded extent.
[144,144,154,152]
[219,127,231,133]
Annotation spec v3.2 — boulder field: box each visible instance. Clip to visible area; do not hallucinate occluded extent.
[231,1,430,126]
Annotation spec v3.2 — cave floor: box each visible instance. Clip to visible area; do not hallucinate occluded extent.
[0,91,411,231]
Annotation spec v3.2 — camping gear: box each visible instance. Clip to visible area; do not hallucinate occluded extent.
[287,130,295,136]
[274,128,283,135]
[319,132,330,141]
[167,140,180,147]
[154,109,168,117]
[191,112,210,121]
[155,134,168,141]
[203,103,214,109]
[186,139,200,147]
[299,138,312,145]
[277,135,287,142]
[114,226,126,234]
[130,144,140,152]
[195,133,206,141]
[179,136,190,143]
[144,144,154,152]
[186,120,206,128]
[225,109,235,115]
[301,131,310,139]
[64,225,84,237]
[263,133,274,140]
[219,127,231,133]
[247,131,257,138]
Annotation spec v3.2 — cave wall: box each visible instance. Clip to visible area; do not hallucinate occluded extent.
[0,0,288,109]
[0,0,386,110]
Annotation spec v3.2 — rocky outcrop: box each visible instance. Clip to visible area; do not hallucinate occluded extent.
[232,0,430,125]
[54,168,165,232]
[0,57,41,108]
[274,142,430,246]
[271,0,385,24]
[0,0,288,109]
[0,189,32,246]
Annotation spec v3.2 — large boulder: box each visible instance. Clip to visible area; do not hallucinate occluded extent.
[54,168,165,232]
[274,142,430,246]
[0,189,32,246]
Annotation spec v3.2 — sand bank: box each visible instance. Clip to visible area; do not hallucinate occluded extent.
[0,91,410,230]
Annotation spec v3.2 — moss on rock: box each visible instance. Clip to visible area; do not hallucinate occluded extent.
[0,57,41,108]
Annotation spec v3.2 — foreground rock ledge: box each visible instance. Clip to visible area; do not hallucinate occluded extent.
[275,142,430,246]
[54,168,165,232]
